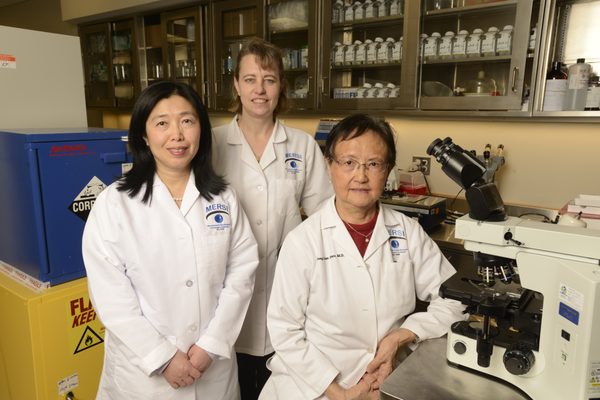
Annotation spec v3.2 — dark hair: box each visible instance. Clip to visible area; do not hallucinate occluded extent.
[118,81,226,203]
[324,113,396,167]
[228,37,289,118]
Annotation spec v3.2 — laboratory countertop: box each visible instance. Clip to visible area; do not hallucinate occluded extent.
[380,337,530,400]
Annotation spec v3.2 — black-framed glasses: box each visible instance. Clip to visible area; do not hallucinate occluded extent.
[331,157,388,174]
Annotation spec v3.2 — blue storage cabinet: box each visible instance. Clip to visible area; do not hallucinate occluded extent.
[0,128,130,285]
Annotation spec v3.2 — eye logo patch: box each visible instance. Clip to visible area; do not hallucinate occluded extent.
[205,203,231,230]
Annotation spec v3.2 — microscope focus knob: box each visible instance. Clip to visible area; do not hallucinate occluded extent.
[503,346,535,375]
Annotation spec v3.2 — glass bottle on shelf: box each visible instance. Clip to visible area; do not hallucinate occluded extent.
[364,0,374,18]
[390,0,402,16]
[333,42,345,66]
[344,2,355,22]
[223,45,234,75]
[392,36,402,62]
[584,75,600,111]
[564,58,591,111]
[543,61,568,112]
[354,1,365,20]
[355,40,367,65]
[377,38,395,63]
[423,32,441,60]
[344,42,356,65]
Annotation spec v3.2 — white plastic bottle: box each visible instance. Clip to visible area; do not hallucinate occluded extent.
[564,58,592,111]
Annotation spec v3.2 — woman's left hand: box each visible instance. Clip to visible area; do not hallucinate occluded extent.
[365,328,416,389]
[187,345,213,376]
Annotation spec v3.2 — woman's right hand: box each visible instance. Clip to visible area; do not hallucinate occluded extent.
[163,350,202,389]
[325,375,378,400]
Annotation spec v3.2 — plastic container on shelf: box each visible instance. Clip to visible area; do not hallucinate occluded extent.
[385,83,397,97]
[564,58,592,111]
[481,26,499,57]
[356,82,372,98]
[380,0,391,17]
[364,0,374,18]
[496,25,513,55]
[377,37,395,63]
[367,82,384,98]
[354,40,367,64]
[333,42,344,66]
[453,29,469,58]
[438,31,455,59]
[343,42,355,65]
[354,1,365,20]
[392,37,402,62]
[419,33,429,59]
[368,37,384,64]
[332,0,345,23]
[423,32,441,60]
[466,28,484,58]
[344,2,355,22]
[390,0,403,16]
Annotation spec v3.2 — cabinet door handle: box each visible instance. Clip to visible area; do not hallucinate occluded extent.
[511,67,519,93]
[321,77,327,96]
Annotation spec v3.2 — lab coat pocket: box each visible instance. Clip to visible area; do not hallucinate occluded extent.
[274,178,302,216]
[380,259,416,317]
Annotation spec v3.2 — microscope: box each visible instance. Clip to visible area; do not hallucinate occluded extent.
[427,137,600,400]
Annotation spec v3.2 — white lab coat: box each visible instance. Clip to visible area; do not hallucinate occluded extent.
[260,196,467,400]
[82,172,258,400]
[212,117,333,356]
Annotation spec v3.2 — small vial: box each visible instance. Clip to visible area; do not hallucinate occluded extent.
[481,27,499,57]
[466,28,484,58]
[496,25,513,56]
[438,31,454,59]
[453,29,469,58]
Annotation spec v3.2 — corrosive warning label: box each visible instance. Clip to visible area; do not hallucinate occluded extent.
[68,295,105,355]
[69,176,107,221]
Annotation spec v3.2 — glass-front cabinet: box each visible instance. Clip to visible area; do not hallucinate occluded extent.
[210,0,264,110]
[138,7,207,105]
[419,0,542,111]
[80,20,139,108]
[267,0,318,110]
[533,0,600,116]
[320,0,419,110]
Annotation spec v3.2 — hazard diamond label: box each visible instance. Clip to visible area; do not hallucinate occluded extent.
[69,176,107,221]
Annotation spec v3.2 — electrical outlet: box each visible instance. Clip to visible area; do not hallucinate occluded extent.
[412,156,431,175]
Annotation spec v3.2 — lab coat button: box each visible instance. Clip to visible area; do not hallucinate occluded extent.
[256,219,263,225]
[185,280,194,287]
[189,325,197,332]
[257,185,264,191]
[367,347,374,353]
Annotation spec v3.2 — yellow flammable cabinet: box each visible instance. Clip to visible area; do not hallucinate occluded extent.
[0,272,104,400]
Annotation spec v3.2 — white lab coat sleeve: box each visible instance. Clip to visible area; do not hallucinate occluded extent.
[299,137,333,216]
[267,231,340,399]
[196,190,258,359]
[400,221,467,341]
[82,191,177,376]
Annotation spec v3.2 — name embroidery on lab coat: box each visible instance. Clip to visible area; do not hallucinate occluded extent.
[388,227,407,262]
[205,203,231,231]
[285,152,304,174]
[316,253,344,261]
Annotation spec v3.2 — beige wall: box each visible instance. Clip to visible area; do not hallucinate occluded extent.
[103,112,600,210]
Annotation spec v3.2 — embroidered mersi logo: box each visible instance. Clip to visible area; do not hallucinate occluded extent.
[285,152,304,174]
[388,227,407,261]
[205,203,231,230]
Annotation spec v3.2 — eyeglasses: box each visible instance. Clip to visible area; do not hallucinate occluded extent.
[331,157,388,174]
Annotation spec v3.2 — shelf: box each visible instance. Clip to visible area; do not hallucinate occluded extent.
[423,55,512,65]
[331,62,402,71]
[424,0,517,18]
[332,14,404,31]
